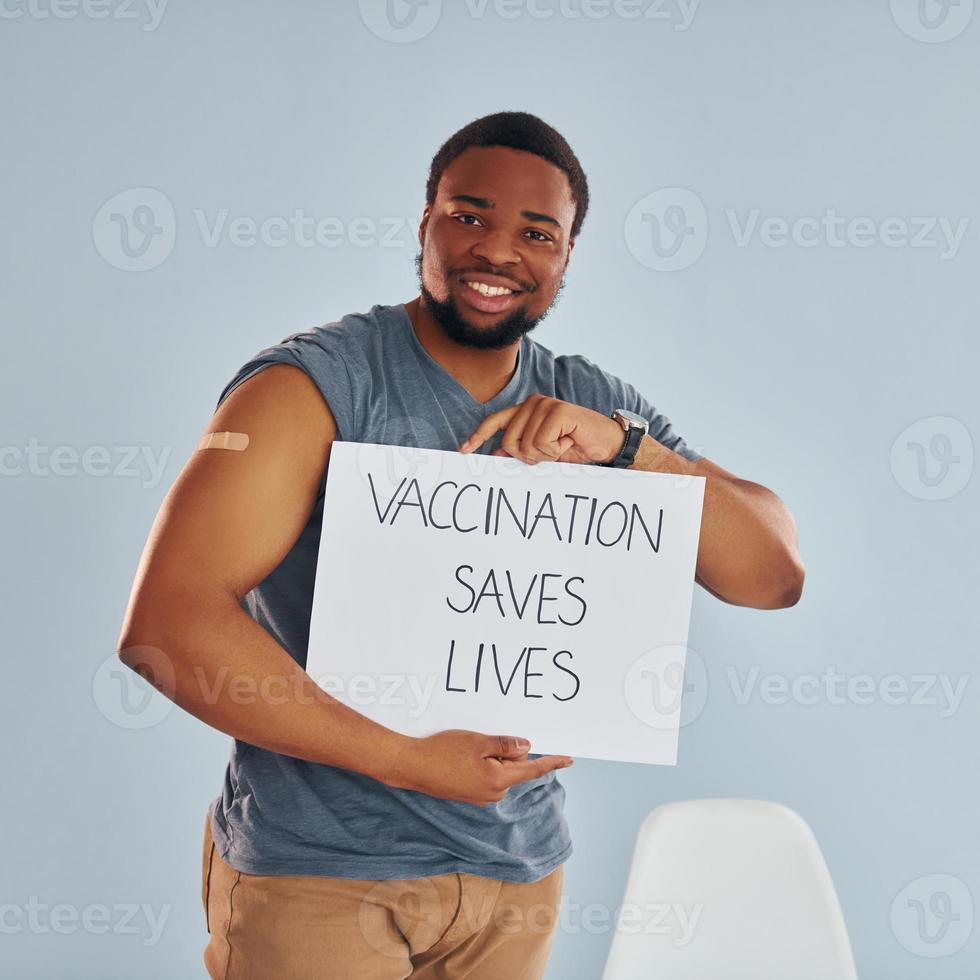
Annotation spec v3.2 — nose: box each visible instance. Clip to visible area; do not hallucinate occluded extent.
[469,227,522,270]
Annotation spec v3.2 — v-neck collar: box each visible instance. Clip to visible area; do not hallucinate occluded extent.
[393,302,526,414]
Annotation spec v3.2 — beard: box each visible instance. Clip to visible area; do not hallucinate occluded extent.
[414,249,564,351]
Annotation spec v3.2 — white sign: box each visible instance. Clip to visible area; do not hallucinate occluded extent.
[306,442,705,766]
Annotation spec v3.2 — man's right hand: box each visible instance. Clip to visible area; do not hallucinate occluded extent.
[384,730,574,807]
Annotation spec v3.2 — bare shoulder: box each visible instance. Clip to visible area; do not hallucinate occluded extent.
[126,363,339,605]
[209,362,337,450]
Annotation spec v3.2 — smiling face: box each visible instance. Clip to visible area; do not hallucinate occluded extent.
[416,145,578,350]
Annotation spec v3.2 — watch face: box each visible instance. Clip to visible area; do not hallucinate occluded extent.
[616,409,649,431]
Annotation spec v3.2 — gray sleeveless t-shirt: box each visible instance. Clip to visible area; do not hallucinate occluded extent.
[207,302,702,883]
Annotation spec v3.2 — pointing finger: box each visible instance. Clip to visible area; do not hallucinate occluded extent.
[459,406,520,453]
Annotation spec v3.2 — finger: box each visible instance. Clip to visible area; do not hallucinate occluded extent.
[501,755,575,785]
[494,438,571,461]
[517,397,569,463]
[554,436,584,461]
[486,751,530,768]
[498,396,547,462]
[459,406,520,453]
[486,735,531,760]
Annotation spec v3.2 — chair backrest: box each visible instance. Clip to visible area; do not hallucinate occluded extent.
[601,799,858,980]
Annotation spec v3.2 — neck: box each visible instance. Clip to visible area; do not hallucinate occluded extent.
[403,296,521,406]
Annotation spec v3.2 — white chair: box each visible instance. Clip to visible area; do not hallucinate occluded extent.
[601,799,858,980]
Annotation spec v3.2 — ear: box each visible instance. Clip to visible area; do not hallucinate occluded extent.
[418,205,431,245]
[564,237,575,268]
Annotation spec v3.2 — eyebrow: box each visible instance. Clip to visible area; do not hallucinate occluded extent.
[449,194,562,229]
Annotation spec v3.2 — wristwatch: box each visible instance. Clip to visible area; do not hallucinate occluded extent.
[601,408,649,468]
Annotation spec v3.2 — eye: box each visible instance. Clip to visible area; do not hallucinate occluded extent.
[451,213,553,243]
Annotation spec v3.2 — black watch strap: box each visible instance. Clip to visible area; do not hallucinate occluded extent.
[602,412,646,469]
[603,416,646,468]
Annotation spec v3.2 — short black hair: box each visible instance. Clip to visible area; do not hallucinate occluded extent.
[425,111,589,240]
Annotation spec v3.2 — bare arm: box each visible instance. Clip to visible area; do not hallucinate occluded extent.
[630,436,805,609]
[116,364,572,805]
[454,394,804,611]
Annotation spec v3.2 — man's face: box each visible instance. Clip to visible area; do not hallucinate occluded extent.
[416,145,577,350]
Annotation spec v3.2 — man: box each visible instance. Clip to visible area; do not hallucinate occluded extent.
[117,111,804,979]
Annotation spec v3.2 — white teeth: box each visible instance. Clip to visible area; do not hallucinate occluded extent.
[465,280,514,297]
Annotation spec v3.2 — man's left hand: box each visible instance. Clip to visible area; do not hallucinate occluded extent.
[458,395,626,466]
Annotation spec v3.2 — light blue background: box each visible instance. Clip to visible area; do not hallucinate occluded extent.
[2,1,977,977]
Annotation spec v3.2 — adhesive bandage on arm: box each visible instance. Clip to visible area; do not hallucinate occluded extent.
[196,431,250,452]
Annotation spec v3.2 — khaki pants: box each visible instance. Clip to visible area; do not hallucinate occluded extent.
[202,814,564,979]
